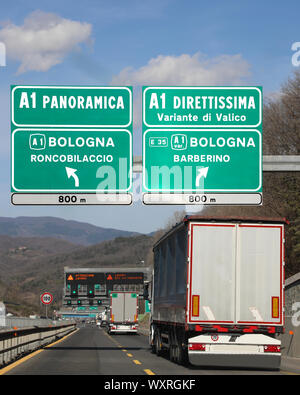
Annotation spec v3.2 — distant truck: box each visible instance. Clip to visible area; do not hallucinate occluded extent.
[147,216,287,369]
[107,292,139,334]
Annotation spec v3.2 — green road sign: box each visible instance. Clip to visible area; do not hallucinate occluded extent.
[143,86,262,128]
[11,86,133,204]
[143,129,262,192]
[12,86,132,128]
[145,300,151,313]
[142,86,262,203]
[12,129,132,192]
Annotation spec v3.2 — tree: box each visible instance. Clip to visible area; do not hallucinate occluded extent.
[263,70,300,155]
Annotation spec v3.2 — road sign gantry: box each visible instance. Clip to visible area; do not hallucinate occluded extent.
[11,85,133,205]
[142,86,263,205]
[11,85,263,206]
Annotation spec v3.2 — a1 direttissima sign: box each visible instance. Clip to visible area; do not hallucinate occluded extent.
[11,86,133,205]
[142,86,262,205]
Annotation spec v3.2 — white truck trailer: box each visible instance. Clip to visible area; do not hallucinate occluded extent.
[107,291,139,334]
[148,216,287,369]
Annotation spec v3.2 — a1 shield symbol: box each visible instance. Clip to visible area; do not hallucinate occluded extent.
[171,134,187,150]
[29,134,46,150]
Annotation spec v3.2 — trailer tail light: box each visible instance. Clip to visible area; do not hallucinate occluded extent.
[272,297,280,319]
[213,325,229,333]
[134,314,137,322]
[263,345,281,353]
[189,343,206,351]
[192,295,200,317]
[111,314,114,322]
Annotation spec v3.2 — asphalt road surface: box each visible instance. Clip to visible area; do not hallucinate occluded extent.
[1,325,287,375]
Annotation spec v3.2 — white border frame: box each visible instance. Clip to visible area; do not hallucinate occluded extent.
[143,128,262,192]
[12,128,132,193]
[143,86,262,128]
[11,86,132,128]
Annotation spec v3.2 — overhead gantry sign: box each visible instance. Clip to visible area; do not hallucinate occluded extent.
[11,85,133,205]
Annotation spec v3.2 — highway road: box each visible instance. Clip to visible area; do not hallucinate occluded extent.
[1,325,286,375]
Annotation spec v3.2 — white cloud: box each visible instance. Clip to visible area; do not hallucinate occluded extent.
[111,52,251,129]
[0,10,92,73]
[111,52,251,86]
[264,90,282,102]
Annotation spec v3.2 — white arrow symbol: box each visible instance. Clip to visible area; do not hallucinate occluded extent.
[65,167,79,187]
[196,167,209,187]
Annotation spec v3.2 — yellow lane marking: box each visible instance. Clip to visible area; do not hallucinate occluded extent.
[0,349,44,375]
[109,338,121,346]
[281,370,300,375]
[44,329,79,349]
[105,329,155,374]
[0,328,78,375]
[144,369,155,375]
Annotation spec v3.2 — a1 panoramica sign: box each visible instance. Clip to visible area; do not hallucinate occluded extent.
[11,86,133,205]
[142,86,262,205]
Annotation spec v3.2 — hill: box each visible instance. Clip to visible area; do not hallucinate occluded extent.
[0,233,154,316]
[0,216,141,245]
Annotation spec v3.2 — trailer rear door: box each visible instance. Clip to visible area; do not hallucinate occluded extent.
[111,292,138,323]
[236,224,283,325]
[124,293,138,322]
[188,222,284,326]
[111,292,124,322]
[188,223,236,323]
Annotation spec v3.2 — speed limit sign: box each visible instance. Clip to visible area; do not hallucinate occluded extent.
[40,292,53,305]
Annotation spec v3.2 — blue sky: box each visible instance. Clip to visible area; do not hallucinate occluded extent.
[0,0,299,233]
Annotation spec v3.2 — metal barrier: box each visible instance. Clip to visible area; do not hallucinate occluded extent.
[279,272,300,357]
[281,315,300,357]
[0,322,76,367]
[1,317,55,329]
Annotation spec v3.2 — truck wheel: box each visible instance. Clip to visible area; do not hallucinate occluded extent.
[170,345,176,363]
[155,330,162,357]
[168,331,177,363]
[177,342,188,366]
[149,325,156,353]
[150,336,156,354]
[174,331,188,366]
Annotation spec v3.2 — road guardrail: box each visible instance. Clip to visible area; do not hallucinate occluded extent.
[0,322,76,368]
